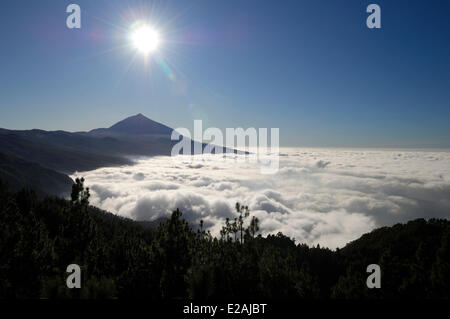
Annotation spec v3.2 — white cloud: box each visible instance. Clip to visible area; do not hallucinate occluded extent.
[72,148,450,249]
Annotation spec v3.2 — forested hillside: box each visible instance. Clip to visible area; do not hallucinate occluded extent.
[0,178,448,299]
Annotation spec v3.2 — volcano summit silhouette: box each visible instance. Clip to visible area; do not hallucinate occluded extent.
[89,113,173,136]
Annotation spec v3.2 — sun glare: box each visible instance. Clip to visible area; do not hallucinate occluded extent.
[131,25,160,54]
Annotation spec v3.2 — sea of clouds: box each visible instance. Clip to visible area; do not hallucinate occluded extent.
[72,148,450,249]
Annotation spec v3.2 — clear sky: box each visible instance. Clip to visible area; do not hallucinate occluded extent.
[0,0,449,147]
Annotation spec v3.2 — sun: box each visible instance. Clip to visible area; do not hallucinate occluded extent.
[131,25,160,55]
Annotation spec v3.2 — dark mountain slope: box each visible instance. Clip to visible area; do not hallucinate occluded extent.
[0,128,130,155]
[0,134,131,174]
[332,218,450,298]
[0,152,73,197]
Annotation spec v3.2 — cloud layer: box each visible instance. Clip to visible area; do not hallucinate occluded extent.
[73,148,450,249]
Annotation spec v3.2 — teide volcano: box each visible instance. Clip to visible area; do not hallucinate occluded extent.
[88,113,173,136]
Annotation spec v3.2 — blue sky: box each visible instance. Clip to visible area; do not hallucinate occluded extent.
[0,0,449,147]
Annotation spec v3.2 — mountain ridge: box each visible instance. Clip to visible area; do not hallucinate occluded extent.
[0,114,175,195]
[0,113,239,196]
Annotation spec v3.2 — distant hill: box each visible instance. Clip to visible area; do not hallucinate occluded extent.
[0,152,73,197]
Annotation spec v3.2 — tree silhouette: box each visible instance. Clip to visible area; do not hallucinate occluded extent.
[71,177,90,207]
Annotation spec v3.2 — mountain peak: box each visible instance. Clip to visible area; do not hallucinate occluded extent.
[119,113,149,121]
[107,114,173,135]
